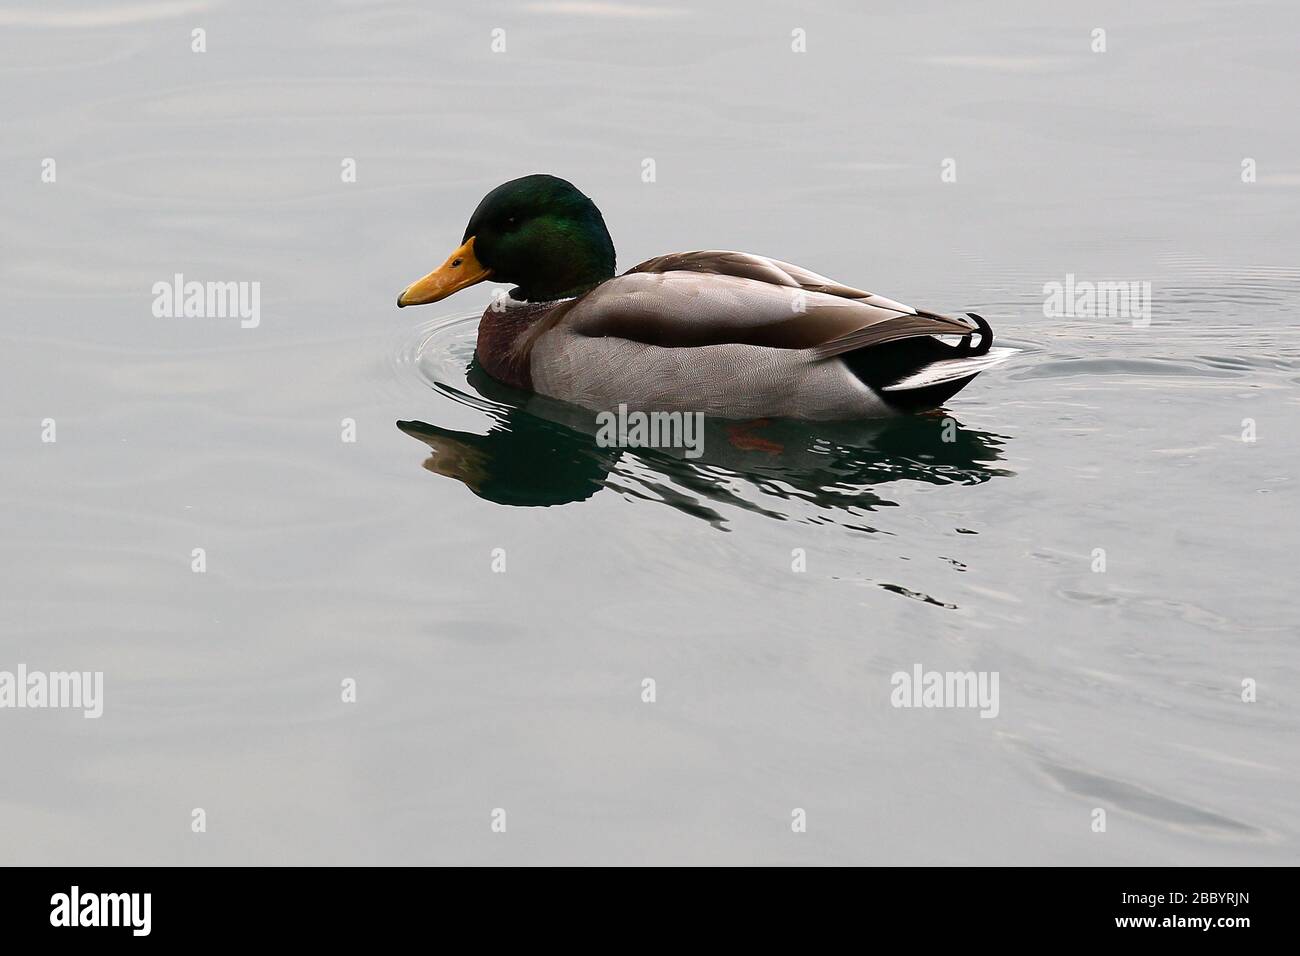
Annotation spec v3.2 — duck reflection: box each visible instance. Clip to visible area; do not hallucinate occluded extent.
[398,362,1012,523]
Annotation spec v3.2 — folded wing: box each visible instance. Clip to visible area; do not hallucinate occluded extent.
[560,250,980,356]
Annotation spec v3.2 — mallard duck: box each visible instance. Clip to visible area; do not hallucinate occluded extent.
[397,175,1016,419]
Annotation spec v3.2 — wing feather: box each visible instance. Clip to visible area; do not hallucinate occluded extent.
[560,250,977,354]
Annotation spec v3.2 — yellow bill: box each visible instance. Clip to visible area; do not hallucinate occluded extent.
[397,237,492,307]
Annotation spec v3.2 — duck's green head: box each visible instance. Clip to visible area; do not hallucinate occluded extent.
[398,174,616,306]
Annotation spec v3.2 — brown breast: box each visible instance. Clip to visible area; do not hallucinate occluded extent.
[475,299,572,391]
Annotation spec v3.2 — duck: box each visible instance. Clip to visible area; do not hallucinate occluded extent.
[397,174,1016,420]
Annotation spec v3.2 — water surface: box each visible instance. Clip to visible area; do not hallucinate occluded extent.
[2,0,1298,865]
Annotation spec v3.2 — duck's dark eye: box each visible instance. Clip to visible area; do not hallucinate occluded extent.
[452,258,463,267]
[505,216,517,228]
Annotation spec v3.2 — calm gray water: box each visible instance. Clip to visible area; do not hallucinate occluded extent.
[3,0,1298,865]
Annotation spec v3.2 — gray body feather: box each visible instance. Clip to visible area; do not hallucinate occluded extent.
[492,250,1014,420]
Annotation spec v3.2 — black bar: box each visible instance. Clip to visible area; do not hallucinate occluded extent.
[1,866,1280,941]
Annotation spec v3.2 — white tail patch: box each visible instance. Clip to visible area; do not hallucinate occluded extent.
[882,346,1020,392]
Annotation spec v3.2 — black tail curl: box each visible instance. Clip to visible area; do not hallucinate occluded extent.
[958,312,993,356]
